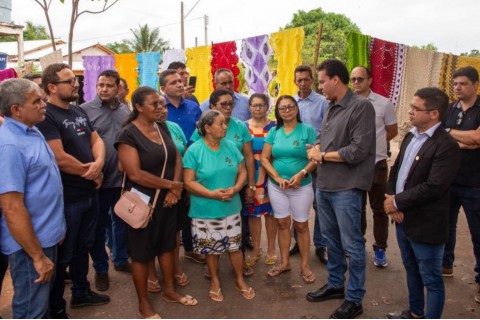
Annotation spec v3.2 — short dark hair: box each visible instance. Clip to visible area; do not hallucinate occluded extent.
[248,93,269,107]
[209,89,233,107]
[98,69,120,85]
[119,78,129,90]
[159,69,179,87]
[294,65,313,79]
[167,61,187,70]
[124,86,158,126]
[317,59,349,85]
[41,63,71,95]
[414,87,449,120]
[452,66,479,84]
[353,66,371,78]
[196,109,223,137]
[274,95,301,129]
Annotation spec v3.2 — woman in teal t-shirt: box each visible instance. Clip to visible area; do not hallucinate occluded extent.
[183,110,255,302]
[261,95,317,285]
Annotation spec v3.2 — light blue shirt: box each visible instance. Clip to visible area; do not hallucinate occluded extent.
[0,117,66,255]
[395,123,441,201]
[294,91,328,134]
[200,92,252,121]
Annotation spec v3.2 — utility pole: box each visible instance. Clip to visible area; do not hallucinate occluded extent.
[204,14,208,45]
[180,2,185,49]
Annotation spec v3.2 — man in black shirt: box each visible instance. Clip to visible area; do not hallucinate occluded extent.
[442,66,480,304]
[37,63,110,318]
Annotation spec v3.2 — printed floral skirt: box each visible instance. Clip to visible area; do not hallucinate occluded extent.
[191,213,242,255]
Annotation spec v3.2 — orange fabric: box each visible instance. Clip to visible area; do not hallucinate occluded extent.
[114,53,138,102]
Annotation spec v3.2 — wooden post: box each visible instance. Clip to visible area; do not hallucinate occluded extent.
[313,22,324,85]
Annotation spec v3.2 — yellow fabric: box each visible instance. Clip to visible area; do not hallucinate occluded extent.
[186,45,213,103]
[270,27,304,96]
[114,53,139,102]
[439,54,480,102]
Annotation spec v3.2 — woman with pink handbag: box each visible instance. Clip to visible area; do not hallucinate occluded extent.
[115,86,197,319]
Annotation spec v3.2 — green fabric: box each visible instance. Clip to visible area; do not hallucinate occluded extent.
[264,123,316,187]
[166,121,187,156]
[346,32,371,73]
[190,117,253,152]
[183,139,244,219]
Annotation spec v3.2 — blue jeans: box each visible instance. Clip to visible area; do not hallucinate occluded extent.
[9,245,56,318]
[317,189,365,302]
[396,223,445,319]
[93,188,128,271]
[443,184,480,283]
[312,170,327,249]
[50,195,98,312]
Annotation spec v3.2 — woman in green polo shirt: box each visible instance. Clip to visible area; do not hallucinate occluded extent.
[183,109,255,302]
[261,95,317,285]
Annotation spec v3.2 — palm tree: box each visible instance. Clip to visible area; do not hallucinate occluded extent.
[127,24,170,53]
[23,21,50,40]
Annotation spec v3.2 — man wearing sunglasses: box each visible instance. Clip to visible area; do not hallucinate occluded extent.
[442,66,480,303]
[37,63,110,317]
[350,66,398,269]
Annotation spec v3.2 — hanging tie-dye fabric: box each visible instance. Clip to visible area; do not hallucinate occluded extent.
[114,53,139,102]
[369,38,405,104]
[137,52,161,89]
[270,27,304,96]
[211,41,240,92]
[346,32,371,73]
[186,45,213,103]
[240,34,273,95]
[160,49,186,71]
[82,55,115,101]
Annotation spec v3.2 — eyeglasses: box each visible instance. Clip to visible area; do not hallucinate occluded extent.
[277,104,296,112]
[350,77,366,83]
[456,111,465,127]
[53,77,79,86]
[217,101,234,108]
[409,105,430,113]
[250,103,267,109]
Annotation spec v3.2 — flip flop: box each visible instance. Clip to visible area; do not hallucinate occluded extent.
[301,271,316,284]
[236,286,255,300]
[144,313,161,319]
[174,272,190,287]
[245,253,262,267]
[209,288,223,302]
[162,294,198,306]
[264,255,277,265]
[147,279,162,293]
[243,265,254,277]
[267,265,291,277]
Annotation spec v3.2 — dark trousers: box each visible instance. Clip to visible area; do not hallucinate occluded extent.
[443,184,480,283]
[50,194,99,312]
[361,159,389,249]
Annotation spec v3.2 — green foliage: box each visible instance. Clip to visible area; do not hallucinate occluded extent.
[460,49,480,57]
[412,43,438,51]
[105,41,133,54]
[284,8,361,67]
[127,24,171,53]
[0,21,50,42]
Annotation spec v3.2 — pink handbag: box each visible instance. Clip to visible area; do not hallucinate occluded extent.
[114,124,168,229]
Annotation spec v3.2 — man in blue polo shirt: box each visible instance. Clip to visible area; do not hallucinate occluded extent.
[159,69,205,265]
[199,68,252,121]
[0,78,66,318]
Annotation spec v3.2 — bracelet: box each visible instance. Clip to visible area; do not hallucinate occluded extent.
[301,169,308,176]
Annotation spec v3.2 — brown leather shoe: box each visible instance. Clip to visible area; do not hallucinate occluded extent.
[95,272,109,291]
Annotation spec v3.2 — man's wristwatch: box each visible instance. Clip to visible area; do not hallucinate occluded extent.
[321,152,326,162]
[249,185,257,191]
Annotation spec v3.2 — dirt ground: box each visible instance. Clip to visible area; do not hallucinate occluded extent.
[1,147,479,319]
